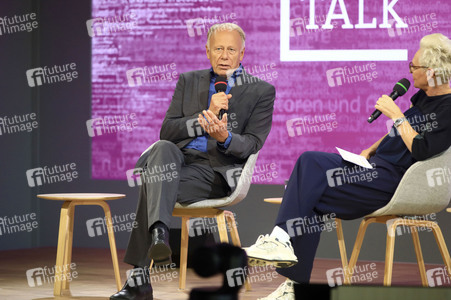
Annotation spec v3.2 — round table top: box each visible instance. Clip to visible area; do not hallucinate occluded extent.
[264,197,283,204]
[37,193,126,201]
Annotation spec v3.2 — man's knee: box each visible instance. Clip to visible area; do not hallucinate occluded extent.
[148,140,181,159]
[143,140,183,166]
[152,140,179,152]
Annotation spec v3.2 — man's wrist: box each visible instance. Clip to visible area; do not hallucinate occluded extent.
[217,132,232,148]
[207,108,220,117]
[217,133,228,143]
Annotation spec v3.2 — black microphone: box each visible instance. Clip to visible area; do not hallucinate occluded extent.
[215,76,228,119]
[367,78,411,123]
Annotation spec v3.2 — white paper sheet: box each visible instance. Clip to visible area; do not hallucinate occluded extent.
[336,147,374,169]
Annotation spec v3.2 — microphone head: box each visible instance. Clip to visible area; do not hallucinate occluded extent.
[214,76,228,93]
[393,78,411,96]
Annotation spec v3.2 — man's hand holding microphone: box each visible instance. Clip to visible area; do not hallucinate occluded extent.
[198,76,231,143]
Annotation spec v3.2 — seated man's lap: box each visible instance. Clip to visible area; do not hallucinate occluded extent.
[176,163,230,204]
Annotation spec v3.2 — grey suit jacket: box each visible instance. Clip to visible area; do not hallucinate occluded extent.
[159,68,276,191]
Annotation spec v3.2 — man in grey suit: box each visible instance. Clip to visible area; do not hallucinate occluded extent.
[111,22,275,300]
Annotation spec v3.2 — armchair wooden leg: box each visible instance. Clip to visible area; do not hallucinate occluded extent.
[216,212,229,243]
[224,211,240,246]
[430,222,451,281]
[54,201,71,296]
[410,226,428,286]
[384,219,403,286]
[346,218,377,284]
[335,219,349,284]
[224,211,251,291]
[179,216,190,290]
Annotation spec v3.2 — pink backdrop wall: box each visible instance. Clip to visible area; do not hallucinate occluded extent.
[90,0,451,184]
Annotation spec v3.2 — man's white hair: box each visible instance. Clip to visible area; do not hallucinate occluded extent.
[206,23,245,50]
[419,33,451,82]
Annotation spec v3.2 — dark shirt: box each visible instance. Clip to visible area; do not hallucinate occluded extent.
[375,89,451,170]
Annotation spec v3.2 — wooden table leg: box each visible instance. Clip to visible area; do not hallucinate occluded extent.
[61,203,75,292]
[99,201,122,291]
[54,201,71,296]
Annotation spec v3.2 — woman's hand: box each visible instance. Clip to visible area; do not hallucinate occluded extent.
[360,148,375,159]
[375,95,405,120]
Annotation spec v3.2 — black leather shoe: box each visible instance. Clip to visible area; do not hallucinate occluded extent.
[148,227,172,265]
[110,268,153,300]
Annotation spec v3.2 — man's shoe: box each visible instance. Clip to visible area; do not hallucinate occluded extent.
[110,268,153,300]
[244,235,298,268]
[258,279,295,300]
[148,227,172,265]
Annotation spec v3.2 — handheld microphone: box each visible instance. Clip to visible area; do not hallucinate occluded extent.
[214,76,228,119]
[367,78,410,123]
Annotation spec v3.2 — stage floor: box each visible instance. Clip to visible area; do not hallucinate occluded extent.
[0,247,449,299]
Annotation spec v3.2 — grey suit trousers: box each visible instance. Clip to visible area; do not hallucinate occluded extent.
[124,140,230,267]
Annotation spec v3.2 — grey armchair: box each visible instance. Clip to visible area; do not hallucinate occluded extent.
[139,142,259,290]
[336,146,451,286]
